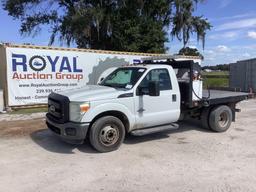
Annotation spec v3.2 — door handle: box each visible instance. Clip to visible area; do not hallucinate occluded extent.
[172,94,177,102]
[137,108,145,113]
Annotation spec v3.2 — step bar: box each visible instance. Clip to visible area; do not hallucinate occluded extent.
[130,123,179,136]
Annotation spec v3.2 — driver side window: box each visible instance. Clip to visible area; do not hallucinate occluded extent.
[138,69,172,91]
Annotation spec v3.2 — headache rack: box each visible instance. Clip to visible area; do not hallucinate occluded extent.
[141,54,202,62]
[138,55,201,72]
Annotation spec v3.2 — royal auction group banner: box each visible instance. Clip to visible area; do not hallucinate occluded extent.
[5,47,146,106]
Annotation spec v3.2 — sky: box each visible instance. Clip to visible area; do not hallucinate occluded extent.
[0,0,256,66]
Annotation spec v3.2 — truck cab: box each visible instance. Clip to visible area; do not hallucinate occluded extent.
[46,58,248,152]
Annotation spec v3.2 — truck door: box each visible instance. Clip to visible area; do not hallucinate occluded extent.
[134,68,180,129]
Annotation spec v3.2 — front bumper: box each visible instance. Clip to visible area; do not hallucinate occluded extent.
[46,114,90,144]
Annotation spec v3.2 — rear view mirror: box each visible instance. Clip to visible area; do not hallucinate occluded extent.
[148,81,160,96]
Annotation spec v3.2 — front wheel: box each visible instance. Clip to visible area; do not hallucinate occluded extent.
[209,105,232,132]
[89,116,125,152]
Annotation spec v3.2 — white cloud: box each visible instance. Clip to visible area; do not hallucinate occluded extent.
[215,18,256,31]
[231,44,256,50]
[247,31,256,39]
[219,0,232,8]
[188,38,196,43]
[201,45,256,66]
[222,13,255,20]
[223,31,238,38]
[209,12,256,22]
[209,31,239,40]
[242,53,251,57]
[216,45,231,52]
[204,50,214,55]
[207,57,215,61]
[167,41,255,66]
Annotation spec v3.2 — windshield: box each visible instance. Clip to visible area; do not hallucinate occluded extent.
[100,67,146,89]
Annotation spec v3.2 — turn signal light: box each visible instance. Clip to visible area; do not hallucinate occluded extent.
[80,103,90,113]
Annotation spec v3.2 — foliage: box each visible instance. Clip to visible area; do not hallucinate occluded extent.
[202,64,230,71]
[202,71,229,88]
[2,0,211,52]
[171,0,211,49]
[178,47,204,59]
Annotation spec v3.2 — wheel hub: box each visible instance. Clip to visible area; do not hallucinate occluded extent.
[219,112,228,127]
[100,125,119,146]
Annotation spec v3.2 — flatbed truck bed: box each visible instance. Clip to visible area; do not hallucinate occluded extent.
[203,90,249,105]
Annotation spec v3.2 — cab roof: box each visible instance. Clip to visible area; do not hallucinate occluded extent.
[122,64,173,70]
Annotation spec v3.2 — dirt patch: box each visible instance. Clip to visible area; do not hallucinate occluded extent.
[0,100,256,192]
[234,128,245,132]
[0,118,46,138]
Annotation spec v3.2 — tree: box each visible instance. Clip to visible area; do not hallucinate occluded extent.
[202,64,230,71]
[178,47,204,59]
[2,0,211,53]
[171,0,211,49]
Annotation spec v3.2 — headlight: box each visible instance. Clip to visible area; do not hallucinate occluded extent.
[69,102,90,122]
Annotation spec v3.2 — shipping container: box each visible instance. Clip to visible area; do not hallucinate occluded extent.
[230,58,256,92]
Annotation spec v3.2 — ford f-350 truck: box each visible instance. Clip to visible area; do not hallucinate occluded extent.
[46,57,248,152]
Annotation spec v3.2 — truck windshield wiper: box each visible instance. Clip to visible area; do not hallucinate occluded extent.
[102,83,127,89]
[101,84,113,88]
[101,83,118,88]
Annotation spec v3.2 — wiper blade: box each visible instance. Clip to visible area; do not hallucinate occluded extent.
[101,83,127,89]
[101,84,115,88]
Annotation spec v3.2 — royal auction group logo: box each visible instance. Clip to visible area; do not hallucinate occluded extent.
[11,53,84,80]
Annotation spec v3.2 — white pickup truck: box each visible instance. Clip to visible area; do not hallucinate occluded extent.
[46,58,248,152]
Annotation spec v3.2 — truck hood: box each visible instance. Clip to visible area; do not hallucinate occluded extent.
[59,85,127,102]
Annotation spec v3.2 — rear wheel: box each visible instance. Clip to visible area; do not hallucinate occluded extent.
[89,116,125,152]
[209,105,232,132]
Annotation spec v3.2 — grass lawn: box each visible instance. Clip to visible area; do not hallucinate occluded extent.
[203,77,229,88]
[9,107,48,114]
[201,71,229,76]
[202,71,229,88]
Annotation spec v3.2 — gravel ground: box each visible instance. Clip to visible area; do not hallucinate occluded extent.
[0,100,256,192]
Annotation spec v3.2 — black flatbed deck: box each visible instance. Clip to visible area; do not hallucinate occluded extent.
[203,90,249,105]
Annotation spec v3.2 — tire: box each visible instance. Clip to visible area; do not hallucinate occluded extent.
[89,116,125,152]
[201,107,211,129]
[209,105,232,132]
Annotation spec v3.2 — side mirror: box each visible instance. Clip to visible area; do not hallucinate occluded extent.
[100,77,104,82]
[148,81,160,96]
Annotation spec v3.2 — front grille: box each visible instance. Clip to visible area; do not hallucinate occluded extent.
[47,93,70,123]
[48,98,62,118]
[46,121,61,135]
